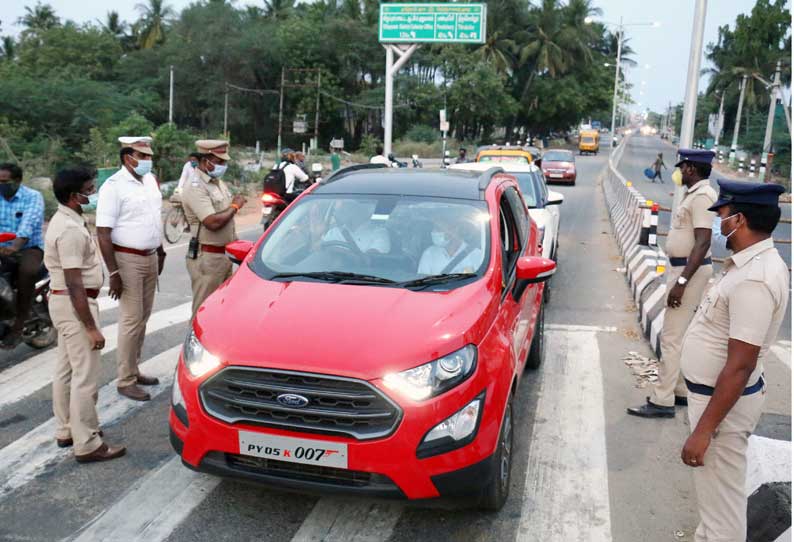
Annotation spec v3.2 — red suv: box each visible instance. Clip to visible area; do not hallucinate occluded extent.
[169,165,555,510]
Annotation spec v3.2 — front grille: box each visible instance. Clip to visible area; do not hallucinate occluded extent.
[200,367,402,440]
[226,453,382,488]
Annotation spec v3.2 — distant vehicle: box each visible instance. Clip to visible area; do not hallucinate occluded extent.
[591,121,602,130]
[475,146,536,165]
[540,149,577,185]
[578,129,600,155]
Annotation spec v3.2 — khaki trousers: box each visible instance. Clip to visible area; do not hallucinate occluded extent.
[50,295,103,456]
[687,389,764,542]
[186,251,233,318]
[651,264,712,407]
[116,251,158,387]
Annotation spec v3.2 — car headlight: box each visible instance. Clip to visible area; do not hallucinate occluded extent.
[417,392,485,458]
[182,330,221,378]
[383,345,477,401]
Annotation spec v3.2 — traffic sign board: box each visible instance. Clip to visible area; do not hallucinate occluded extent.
[379,3,487,44]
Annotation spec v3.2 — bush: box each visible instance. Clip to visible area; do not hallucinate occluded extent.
[152,123,197,183]
[358,134,381,157]
[404,125,438,144]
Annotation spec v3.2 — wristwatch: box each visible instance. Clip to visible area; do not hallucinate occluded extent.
[677,276,689,286]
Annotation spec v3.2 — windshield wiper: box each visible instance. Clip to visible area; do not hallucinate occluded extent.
[398,273,477,289]
[269,271,396,284]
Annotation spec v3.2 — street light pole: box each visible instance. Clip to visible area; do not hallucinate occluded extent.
[713,91,725,147]
[673,0,707,212]
[168,65,174,125]
[729,75,748,164]
[277,66,285,158]
[609,17,623,151]
[760,60,782,180]
[223,82,229,137]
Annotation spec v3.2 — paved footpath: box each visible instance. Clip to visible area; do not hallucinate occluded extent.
[0,157,784,541]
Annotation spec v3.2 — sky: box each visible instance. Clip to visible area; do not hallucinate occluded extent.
[1,0,768,113]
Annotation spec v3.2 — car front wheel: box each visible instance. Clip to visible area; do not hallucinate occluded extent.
[526,302,545,370]
[478,398,513,511]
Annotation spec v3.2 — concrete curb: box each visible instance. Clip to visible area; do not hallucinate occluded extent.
[601,138,791,541]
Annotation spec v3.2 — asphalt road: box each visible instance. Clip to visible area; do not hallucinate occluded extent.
[616,134,792,344]
[0,154,785,541]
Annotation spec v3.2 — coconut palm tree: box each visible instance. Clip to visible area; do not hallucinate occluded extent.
[476,31,517,75]
[134,0,174,49]
[263,0,295,19]
[0,37,15,61]
[17,2,60,36]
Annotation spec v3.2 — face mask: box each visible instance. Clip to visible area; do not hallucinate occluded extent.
[711,213,738,252]
[0,182,18,199]
[431,230,450,248]
[671,168,683,186]
[208,164,227,178]
[77,192,98,212]
[133,159,153,176]
[189,160,198,168]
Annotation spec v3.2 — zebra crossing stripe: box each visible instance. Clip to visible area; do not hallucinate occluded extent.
[0,302,191,411]
[0,344,182,498]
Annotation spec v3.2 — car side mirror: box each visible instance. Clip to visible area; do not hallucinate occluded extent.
[0,233,17,244]
[547,192,564,206]
[225,240,254,265]
[513,256,556,301]
[534,158,542,167]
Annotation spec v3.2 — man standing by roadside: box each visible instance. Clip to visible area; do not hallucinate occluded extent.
[681,180,788,542]
[182,139,246,317]
[456,147,468,164]
[0,163,45,349]
[176,152,201,195]
[651,152,667,183]
[96,136,166,402]
[48,166,125,463]
[628,149,717,418]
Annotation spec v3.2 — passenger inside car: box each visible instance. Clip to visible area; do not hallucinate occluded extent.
[417,209,484,275]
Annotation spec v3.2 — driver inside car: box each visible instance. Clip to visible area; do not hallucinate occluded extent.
[418,209,482,276]
[322,200,391,254]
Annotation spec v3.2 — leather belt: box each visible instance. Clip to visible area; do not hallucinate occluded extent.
[200,244,227,254]
[669,257,712,267]
[50,288,101,299]
[685,376,764,397]
[113,244,157,257]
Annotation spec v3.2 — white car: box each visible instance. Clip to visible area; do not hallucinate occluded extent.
[448,162,563,262]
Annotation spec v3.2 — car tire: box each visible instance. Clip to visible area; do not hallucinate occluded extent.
[478,397,513,511]
[526,302,545,370]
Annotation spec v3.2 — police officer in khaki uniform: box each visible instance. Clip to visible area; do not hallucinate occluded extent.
[182,140,246,317]
[628,149,717,418]
[680,180,788,542]
[47,167,125,463]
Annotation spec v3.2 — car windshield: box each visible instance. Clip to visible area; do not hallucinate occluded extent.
[543,151,573,162]
[582,137,594,143]
[251,195,491,286]
[512,173,541,208]
[479,155,530,164]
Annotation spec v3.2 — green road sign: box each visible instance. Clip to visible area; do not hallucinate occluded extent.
[379,3,487,44]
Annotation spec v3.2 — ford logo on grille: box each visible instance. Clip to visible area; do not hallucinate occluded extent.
[276,393,310,408]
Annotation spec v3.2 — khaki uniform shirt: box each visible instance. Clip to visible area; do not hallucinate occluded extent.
[181,169,236,246]
[666,179,717,258]
[44,205,104,291]
[681,238,789,387]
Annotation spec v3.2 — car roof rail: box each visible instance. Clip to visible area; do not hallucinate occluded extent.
[478,167,504,191]
[320,163,388,184]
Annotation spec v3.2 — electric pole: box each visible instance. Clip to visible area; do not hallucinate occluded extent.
[168,65,174,125]
[277,66,285,158]
[729,75,748,164]
[759,60,782,181]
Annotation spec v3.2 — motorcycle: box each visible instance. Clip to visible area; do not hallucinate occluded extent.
[260,192,289,231]
[310,162,324,183]
[411,154,423,168]
[0,233,56,349]
[387,153,408,168]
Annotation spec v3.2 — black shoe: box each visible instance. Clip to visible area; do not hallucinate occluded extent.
[627,398,675,419]
[674,396,688,407]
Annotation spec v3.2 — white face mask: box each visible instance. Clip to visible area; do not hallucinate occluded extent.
[208,164,227,178]
[132,159,153,176]
[711,213,739,252]
[431,230,450,248]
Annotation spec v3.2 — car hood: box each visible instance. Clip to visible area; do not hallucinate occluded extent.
[193,264,500,381]
[543,161,574,169]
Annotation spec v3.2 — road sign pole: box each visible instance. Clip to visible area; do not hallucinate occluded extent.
[383,44,418,157]
[673,0,707,212]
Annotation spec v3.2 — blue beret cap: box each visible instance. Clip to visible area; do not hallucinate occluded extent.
[708,180,786,211]
[674,148,715,167]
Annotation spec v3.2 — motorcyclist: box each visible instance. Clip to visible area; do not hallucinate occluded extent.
[274,149,309,202]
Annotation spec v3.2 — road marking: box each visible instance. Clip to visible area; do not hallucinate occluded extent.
[291,498,404,542]
[516,330,612,542]
[546,324,617,333]
[0,303,191,411]
[68,456,220,542]
[0,344,181,498]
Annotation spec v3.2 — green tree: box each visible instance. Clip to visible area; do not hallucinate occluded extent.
[17,2,60,36]
[134,0,174,49]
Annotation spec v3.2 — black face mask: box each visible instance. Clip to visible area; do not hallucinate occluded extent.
[0,182,19,200]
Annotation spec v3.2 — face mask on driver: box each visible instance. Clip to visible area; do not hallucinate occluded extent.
[431,230,450,248]
[0,182,18,200]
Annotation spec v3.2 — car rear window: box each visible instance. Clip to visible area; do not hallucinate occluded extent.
[479,155,530,164]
